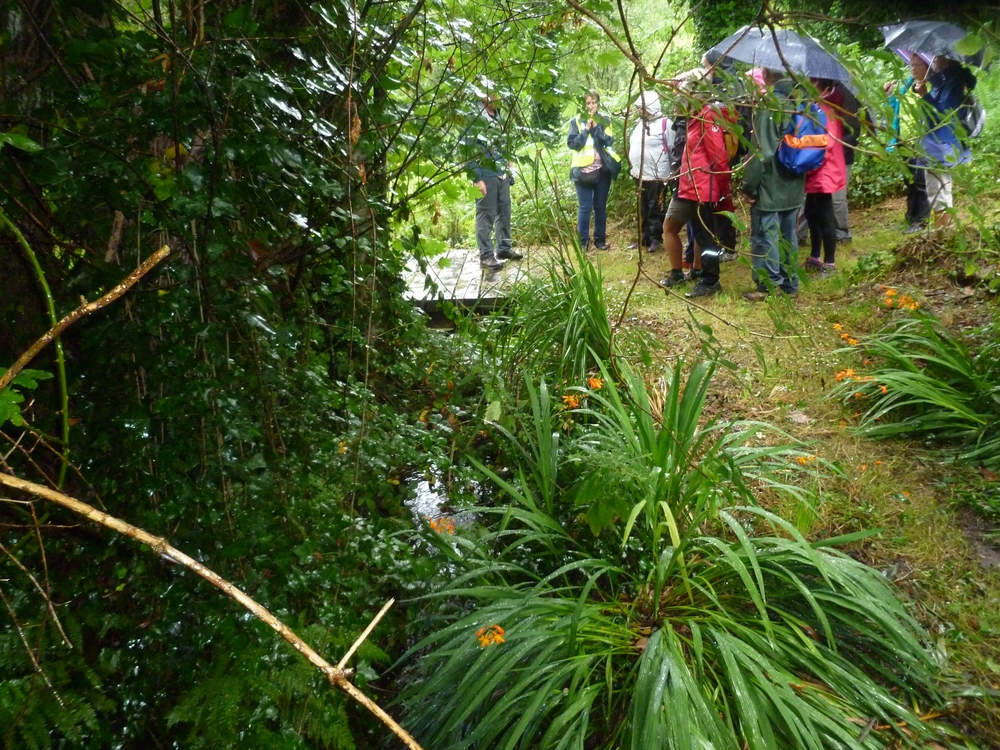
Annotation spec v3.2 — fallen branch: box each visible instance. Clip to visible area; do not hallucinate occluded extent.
[0,472,424,750]
[0,245,171,394]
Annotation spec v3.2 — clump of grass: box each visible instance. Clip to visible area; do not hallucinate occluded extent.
[830,310,1000,469]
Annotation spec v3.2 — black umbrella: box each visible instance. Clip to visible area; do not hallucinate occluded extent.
[880,21,985,67]
[708,25,852,83]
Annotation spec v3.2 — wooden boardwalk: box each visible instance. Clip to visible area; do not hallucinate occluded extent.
[403,248,528,313]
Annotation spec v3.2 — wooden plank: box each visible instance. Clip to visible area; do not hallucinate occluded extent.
[403,249,527,313]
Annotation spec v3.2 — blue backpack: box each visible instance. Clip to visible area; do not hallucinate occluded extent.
[775,101,828,175]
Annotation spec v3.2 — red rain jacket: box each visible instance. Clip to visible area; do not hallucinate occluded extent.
[805,88,847,195]
[678,103,736,205]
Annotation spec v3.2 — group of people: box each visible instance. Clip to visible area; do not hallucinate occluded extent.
[466,45,977,302]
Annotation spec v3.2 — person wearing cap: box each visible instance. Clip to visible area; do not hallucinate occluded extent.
[628,91,673,253]
[468,95,521,270]
[740,68,806,301]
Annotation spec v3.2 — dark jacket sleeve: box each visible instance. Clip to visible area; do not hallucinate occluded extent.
[567,118,588,151]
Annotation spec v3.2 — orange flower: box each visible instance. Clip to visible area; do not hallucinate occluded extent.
[884,288,897,297]
[562,394,581,409]
[476,625,506,648]
[880,384,888,394]
[426,516,456,535]
[796,455,817,466]
[587,376,604,390]
[853,392,864,399]
[832,323,844,331]
[861,464,867,472]
[338,440,348,454]
[847,337,859,346]
[840,333,851,341]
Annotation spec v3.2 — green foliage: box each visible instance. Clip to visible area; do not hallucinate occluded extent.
[848,148,909,208]
[831,311,1000,469]
[1,0,579,744]
[0,369,52,428]
[398,357,950,749]
[481,246,624,388]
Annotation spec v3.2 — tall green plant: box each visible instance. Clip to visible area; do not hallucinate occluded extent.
[398,358,948,749]
[483,245,653,391]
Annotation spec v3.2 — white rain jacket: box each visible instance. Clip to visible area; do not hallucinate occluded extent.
[628,92,674,181]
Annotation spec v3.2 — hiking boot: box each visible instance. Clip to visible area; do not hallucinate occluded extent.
[821,263,836,276]
[627,241,640,250]
[721,250,739,262]
[647,242,661,253]
[802,256,824,271]
[658,269,687,288]
[480,255,504,270]
[595,242,610,251]
[742,289,770,302]
[902,222,926,235]
[686,268,703,282]
[496,249,524,261]
[686,280,722,299]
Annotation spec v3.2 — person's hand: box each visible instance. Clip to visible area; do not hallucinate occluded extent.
[474,180,487,197]
[912,78,927,96]
[883,80,895,94]
[587,118,596,130]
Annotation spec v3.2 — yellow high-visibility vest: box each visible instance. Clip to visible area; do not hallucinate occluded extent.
[569,116,620,168]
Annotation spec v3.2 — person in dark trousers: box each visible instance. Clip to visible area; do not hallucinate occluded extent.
[568,90,618,250]
[802,80,847,275]
[468,95,521,270]
[627,91,673,253]
[886,56,932,233]
[658,88,736,299]
[832,86,860,243]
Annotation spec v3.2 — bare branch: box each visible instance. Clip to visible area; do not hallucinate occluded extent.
[0,472,424,750]
[0,246,171,394]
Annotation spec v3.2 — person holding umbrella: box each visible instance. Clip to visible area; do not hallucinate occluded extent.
[885,53,933,233]
[916,54,976,230]
[881,21,980,230]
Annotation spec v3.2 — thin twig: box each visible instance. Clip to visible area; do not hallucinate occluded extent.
[0,472,424,750]
[0,246,171,394]
[0,581,64,707]
[338,598,394,670]
[0,538,71,647]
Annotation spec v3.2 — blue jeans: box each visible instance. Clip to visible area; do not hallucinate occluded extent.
[750,207,799,294]
[575,173,612,246]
